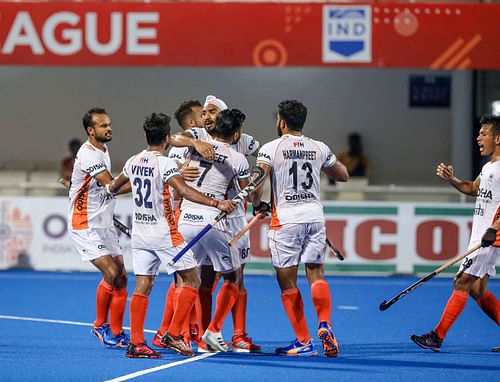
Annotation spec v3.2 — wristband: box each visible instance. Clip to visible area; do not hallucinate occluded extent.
[210,199,219,208]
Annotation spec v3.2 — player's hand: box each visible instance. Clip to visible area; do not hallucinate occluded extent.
[252,201,271,216]
[217,200,238,213]
[481,227,498,247]
[436,163,454,181]
[180,165,200,181]
[193,140,215,161]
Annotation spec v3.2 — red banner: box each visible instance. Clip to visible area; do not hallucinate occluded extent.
[0,2,499,68]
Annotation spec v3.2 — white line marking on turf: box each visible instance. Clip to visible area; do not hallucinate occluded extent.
[0,314,156,333]
[104,353,218,382]
[337,305,359,310]
[0,314,217,381]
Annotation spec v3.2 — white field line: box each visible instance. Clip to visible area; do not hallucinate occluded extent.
[0,314,156,333]
[104,353,218,382]
[0,314,217,381]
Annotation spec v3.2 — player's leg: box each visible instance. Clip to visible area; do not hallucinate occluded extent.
[160,244,200,356]
[126,249,162,358]
[302,222,339,357]
[411,255,480,351]
[471,247,500,325]
[199,264,217,334]
[153,279,176,347]
[230,226,262,353]
[269,224,317,356]
[201,230,241,352]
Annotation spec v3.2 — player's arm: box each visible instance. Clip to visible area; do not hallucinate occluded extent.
[170,132,215,161]
[107,172,131,196]
[168,175,236,213]
[436,163,478,196]
[322,161,349,182]
[249,162,271,213]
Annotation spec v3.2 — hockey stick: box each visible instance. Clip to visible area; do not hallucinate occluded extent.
[379,243,481,311]
[326,238,345,261]
[168,166,266,266]
[228,212,265,247]
[59,178,131,238]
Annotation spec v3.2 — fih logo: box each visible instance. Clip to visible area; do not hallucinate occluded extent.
[322,5,372,63]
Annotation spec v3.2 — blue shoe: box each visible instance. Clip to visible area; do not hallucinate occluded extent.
[318,321,339,358]
[115,331,130,347]
[275,338,318,356]
[103,328,129,348]
[91,323,110,344]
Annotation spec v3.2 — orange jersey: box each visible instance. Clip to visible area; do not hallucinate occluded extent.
[68,141,115,230]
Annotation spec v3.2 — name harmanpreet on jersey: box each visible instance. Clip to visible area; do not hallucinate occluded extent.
[68,141,115,230]
[177,139,251,221]
[186,127,258,218]
[123,151,184,250]
[469,161,500,248]
[257,134,336,228]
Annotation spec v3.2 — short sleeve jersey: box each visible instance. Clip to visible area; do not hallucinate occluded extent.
[68,141,115,230]
[123,150,184,250]
[256,134,336,228]
[179,138,251,216]
[186,127,259,217]
[469,161,500,248]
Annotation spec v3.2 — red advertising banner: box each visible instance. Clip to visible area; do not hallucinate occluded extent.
[0,2,499,68]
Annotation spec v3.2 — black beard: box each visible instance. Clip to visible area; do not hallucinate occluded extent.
[96,135,112,143]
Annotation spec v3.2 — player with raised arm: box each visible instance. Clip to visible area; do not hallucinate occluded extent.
[108,113,236,358]
[251,100,349,357]
[411,115,500,352]
[68,107,129,348]
[154,96,263,352]
[176,108,259,352]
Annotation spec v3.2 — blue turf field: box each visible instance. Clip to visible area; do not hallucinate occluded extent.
[0,271,498,381]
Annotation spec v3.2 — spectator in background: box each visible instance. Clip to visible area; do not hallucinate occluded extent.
[337,133,368,178]
[60,138,81,182]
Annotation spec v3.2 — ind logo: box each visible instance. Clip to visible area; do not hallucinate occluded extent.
[322,5,372,63]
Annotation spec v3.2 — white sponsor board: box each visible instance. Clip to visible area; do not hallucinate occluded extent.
[0,197,497,274]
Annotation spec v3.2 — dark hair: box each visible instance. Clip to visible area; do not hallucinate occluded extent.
[480,115,500,136]
[212,109,246,138]
[82,107,107,133]
[143,112,171,145]
[174,100,202,128]
[277,100,307,131]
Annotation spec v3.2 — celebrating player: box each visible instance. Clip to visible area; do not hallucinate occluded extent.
[251,100,349,357]
[108,112,236,358]
[67,107,129,348]
[411,115,500,352]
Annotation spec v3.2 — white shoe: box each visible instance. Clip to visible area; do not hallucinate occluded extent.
[202,329,228,352]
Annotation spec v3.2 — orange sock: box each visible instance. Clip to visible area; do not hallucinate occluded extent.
[476,290,500,325]
[199,287,213,331]
[434,290,468,340]
[168,286,198,338]
[311,279,332,324]
[110,287,128,335]
[94,280,113,328]
[208,282,239,333]
[281,288,311,344]
[130,292,148,345]
[159,282,176,335]
[212,277,220,294]
[231,290,247,337]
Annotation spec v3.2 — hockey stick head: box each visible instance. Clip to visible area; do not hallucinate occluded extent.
[379,300,389,311]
